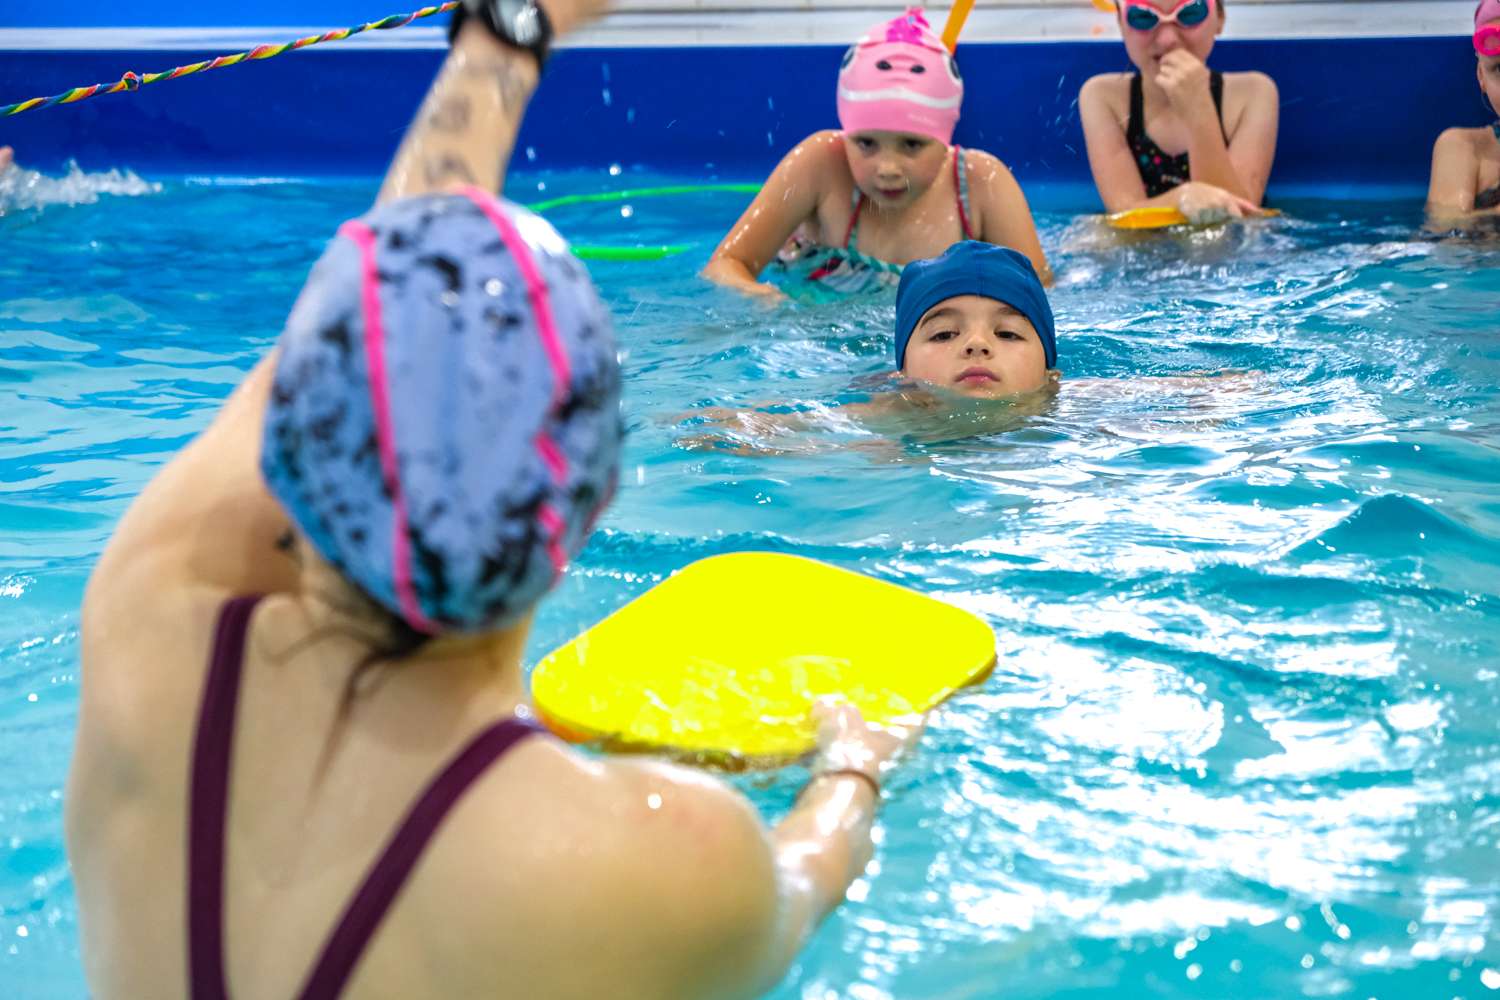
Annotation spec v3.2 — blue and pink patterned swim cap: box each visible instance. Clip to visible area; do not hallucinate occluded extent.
[262,188,622,634]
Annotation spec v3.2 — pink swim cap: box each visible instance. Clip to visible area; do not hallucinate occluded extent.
[1479,0,1500,24]
[836,7,964,145]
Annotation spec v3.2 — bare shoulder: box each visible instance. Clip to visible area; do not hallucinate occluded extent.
[1079,72,1130,115]
[70,575,230,853]
[1224,70,1279,104]
[447,744,779,998]
[79,560,221,729]
[1433,125,1484,158]
[961,147,1019,189]
[961,146,1009,174]
[766,130,851,211]
[785,129,851,172]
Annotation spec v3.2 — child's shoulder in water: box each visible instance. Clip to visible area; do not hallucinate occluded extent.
[769,130,858,201]
[1427,125,1500,218]
[1432,124,1499,162]
[786,129,856,167]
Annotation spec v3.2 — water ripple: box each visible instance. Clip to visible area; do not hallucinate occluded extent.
[1,179,1497,997]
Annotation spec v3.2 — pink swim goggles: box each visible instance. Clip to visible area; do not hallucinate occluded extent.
[1477,0,1500,56]
[1122,0,1213,31]
[1476,23,1500,57]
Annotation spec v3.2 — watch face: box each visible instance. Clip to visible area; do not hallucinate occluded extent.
[496,0,543,46]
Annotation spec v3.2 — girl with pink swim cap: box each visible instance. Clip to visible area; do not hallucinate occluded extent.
[1427,0,1500,222]
[1078,0,1279,224]
[703,7,1050,300]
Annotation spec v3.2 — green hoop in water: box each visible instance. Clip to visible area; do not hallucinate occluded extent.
[572,244,694,261]
[526,183,761,261]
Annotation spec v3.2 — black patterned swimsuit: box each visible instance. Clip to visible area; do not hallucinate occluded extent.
[1126,70,1227,198]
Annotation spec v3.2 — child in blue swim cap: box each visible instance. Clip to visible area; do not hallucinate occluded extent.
[893,240,1056,400]
[676,241,1059,451]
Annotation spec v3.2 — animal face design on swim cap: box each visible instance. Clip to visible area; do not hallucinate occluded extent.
[837,7,963,146]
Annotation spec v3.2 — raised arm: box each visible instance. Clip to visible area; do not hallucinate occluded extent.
[377,7,557,203]
[702,132,838,298]
[86,1,591,611]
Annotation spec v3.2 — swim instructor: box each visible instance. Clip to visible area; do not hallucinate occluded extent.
[65,2,917,997]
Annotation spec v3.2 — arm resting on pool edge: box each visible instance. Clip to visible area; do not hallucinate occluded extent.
[1185,70,1278,207]
[85,4,582,605]
[1078,74,1262,222]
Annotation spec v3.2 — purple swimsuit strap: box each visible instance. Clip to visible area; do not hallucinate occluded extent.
[187,595,543,1000]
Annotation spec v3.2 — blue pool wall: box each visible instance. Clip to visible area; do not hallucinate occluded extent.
[4,0,396,26]
[0,33,1486,198]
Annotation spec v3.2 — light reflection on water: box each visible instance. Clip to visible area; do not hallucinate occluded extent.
[0,171,1497,998]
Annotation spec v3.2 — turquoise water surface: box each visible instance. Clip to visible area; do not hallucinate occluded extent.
[2,166,1499,998]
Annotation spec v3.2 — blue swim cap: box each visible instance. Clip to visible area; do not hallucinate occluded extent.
[894,241,1055,369]
[263,190,622,635]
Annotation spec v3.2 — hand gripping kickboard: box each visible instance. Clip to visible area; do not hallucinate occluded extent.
[531,552,996,764]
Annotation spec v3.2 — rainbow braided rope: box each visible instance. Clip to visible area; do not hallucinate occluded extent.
[1,2,458,118]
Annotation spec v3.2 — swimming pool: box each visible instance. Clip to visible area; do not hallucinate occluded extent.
[2,169,1498,998]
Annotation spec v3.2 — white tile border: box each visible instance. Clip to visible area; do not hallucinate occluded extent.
[0,2,1478,50]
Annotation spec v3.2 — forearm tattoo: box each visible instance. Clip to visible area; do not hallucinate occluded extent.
[401,50,536,197]
[422,153,477,185]
[455,56,535,114]
[424,95,472,133]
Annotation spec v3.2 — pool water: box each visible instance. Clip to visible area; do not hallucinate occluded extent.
[2,167,1498,999]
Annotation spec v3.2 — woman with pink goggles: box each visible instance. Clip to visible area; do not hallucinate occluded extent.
[1427,0,1500,221]
[703,7,1050,301]
[1078,0,1280,224]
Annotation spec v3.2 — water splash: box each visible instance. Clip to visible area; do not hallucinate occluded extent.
[0,159,160,217]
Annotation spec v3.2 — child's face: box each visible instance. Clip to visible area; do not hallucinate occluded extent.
[901,294,1051,399]
[843,131,949,208]
[1118,0,1223,74]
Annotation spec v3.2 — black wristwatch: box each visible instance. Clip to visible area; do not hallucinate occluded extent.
[449,0,553,70]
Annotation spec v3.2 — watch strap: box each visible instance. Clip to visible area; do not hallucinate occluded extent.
[448,0,552,69]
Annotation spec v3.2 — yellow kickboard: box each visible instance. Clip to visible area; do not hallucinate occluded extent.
[531,552,996,762]
[1106,205,1283,230]
[1107,205,1191,229]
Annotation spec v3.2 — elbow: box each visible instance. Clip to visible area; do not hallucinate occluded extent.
[701,250,764,289]
[700,254,732,284]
